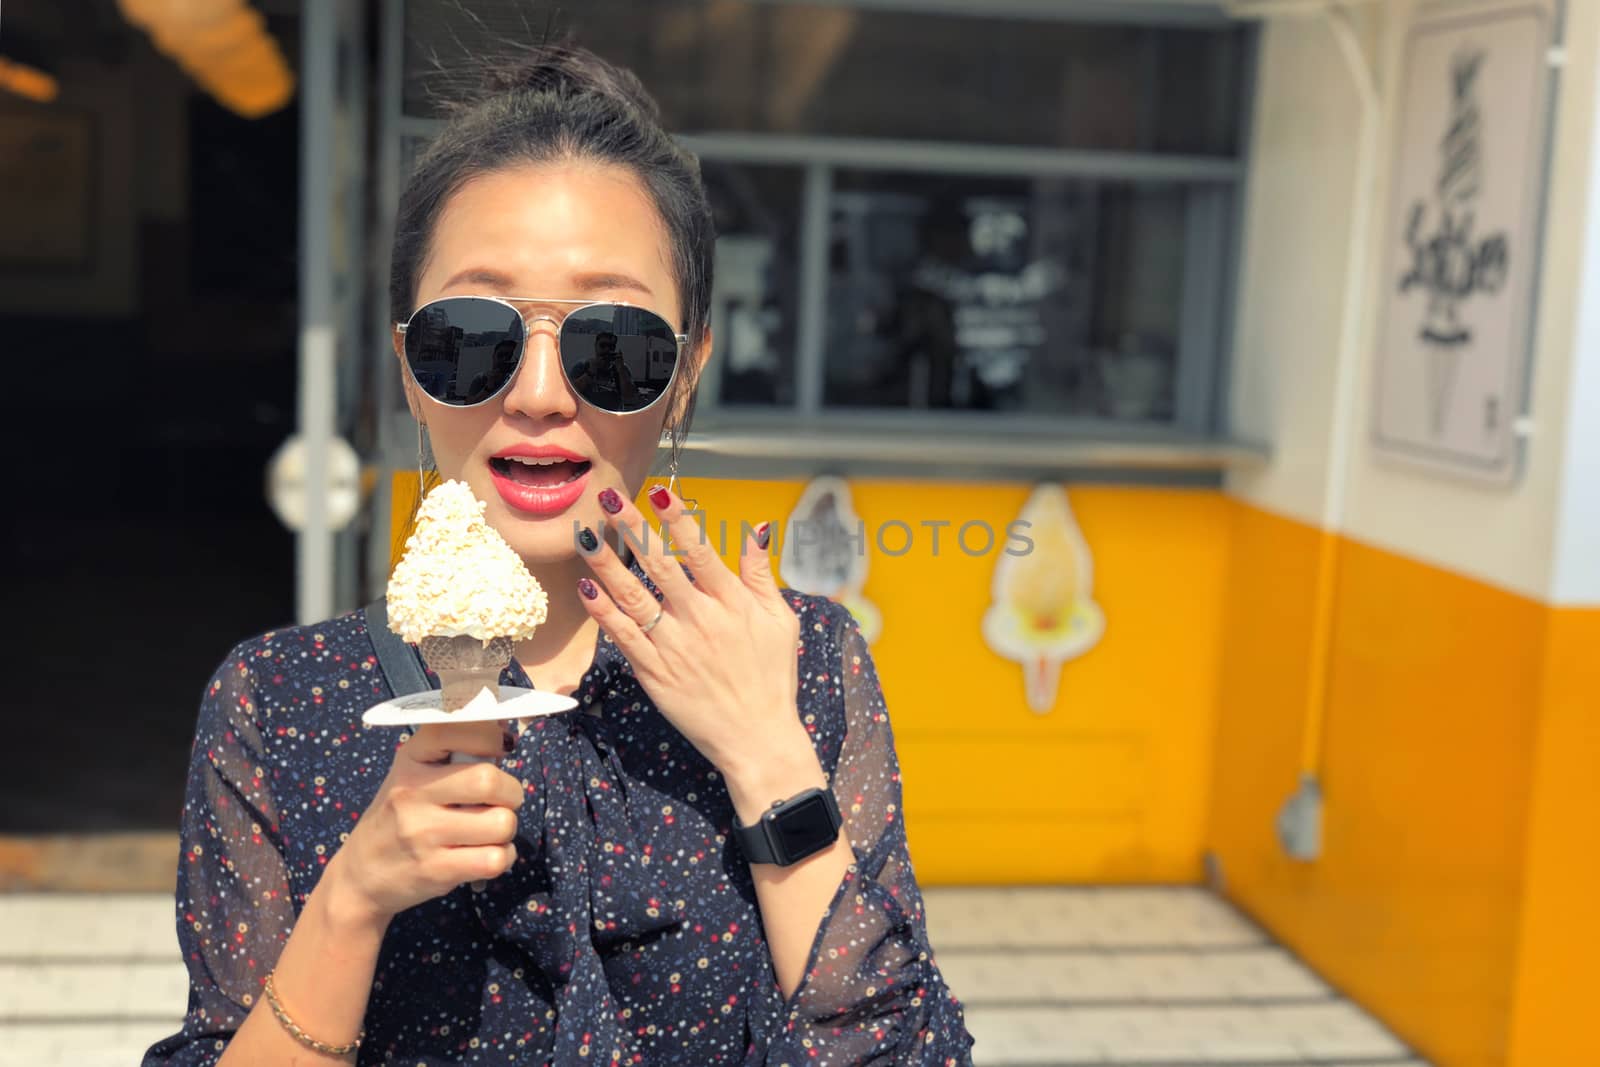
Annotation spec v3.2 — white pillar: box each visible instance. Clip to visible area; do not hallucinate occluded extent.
[296,0,338,624]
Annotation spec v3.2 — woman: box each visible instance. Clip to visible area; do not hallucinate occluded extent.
[144,43,973,1066]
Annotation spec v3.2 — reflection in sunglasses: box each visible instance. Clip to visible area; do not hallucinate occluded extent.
[401,296,685,413]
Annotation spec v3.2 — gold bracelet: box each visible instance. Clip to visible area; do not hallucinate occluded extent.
[263,971,364,1057]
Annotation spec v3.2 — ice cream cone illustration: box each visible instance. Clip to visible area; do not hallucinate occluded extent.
[982,485,1104,713]
[779,476,881,643]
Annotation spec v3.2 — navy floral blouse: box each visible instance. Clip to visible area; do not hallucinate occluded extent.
[143,558,974,1065]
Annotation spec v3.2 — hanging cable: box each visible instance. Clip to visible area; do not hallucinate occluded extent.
[1225,0,1385,860]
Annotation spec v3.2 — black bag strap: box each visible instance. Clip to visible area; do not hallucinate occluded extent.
[363,597,431,696]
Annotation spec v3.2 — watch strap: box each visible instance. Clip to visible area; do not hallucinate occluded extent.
[735,815,780,865]
[734,786,842,867]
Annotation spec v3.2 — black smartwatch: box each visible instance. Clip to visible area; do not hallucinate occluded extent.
[734,786,843,866]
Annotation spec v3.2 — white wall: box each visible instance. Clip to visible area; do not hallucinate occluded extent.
[1226,14,1361,525]
[1228,0,1600,607]
[1550,35,1600,607]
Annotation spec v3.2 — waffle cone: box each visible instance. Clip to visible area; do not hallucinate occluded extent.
[419,635,515,712]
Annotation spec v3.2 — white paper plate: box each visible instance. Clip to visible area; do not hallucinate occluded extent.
[362,685,577,726]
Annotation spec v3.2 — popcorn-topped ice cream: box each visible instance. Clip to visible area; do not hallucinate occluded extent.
[386,479,549,645]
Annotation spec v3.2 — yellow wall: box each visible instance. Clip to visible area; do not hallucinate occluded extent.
[1206,501,1598,1067]
[392,476,1593,1063]
[393,473,1233,885]
[1507,607,1600,1067]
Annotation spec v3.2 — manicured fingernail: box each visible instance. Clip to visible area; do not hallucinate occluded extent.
[577,577,599,600]
[755,521,771,550]
[502,728,516,753]
[598,488,624,514]
[648,484,671,510]
[577,526,599,553]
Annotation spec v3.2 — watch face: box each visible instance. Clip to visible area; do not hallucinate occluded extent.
[770,793,839,859]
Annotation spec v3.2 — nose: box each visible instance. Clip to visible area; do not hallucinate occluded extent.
[501,318,579,422]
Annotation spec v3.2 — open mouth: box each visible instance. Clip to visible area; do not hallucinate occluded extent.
[489,455,592,488]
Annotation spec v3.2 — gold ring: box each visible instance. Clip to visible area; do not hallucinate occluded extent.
[639,605,664,635]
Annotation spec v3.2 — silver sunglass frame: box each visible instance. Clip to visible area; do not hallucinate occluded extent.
[395,295,691,414]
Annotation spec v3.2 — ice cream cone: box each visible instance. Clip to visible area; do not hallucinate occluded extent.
[419,635,515,712]
[387,481,548,714]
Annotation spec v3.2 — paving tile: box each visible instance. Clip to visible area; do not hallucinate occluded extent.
[1048,954,1146,1001]
[925,887,1263,951]
[121,1019,186,1061]
[0,964,74,1019]
[1057,1006,1171,1041]
[0,1020,183,1067]
[1255,1002,1410,1061]
[1114,952,1222,1001]
[1292,1030,1411,1060]
[941,950,1045,1003]
[0,888,1431,1067]
[0,893,174,960]
[963,1006,1107,1064]
[0,1023,73,1065]
[1101,1033,1210,1063]
[121,960,192,1018]
[1161,1005,1265,1040]
[1205,948,1331,1000]
[0,960,186,1021]
[1197,1032,1307,1061]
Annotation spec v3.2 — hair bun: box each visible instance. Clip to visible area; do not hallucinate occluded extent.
[471,41,660,122]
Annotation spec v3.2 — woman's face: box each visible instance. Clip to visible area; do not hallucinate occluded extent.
[400,161,693,565]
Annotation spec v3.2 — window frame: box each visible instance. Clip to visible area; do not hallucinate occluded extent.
[666,133,1245,434]
[392,121,1247,437]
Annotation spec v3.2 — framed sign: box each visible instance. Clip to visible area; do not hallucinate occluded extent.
[1372,1,1556,483]
[0,111,94,271]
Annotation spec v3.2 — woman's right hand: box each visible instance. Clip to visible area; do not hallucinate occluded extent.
[327,719,525,927]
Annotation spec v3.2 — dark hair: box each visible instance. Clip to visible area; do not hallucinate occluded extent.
[391,42,715,440]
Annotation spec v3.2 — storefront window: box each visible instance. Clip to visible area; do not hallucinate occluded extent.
[701,162,802,406]
[395,0,1252,433]
[823,171,1184,420]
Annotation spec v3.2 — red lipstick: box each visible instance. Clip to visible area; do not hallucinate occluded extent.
[487,444,591,516]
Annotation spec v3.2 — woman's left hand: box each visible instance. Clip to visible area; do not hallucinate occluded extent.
[576,485,820,809]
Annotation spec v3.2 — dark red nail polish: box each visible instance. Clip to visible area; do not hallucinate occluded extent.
[755,521,771,550]
[648,485,671,510]
[598,488,624,514]
[577,526,599,553]
[578,577,599,600]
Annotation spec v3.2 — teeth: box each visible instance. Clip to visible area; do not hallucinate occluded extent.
[505,456,569,466]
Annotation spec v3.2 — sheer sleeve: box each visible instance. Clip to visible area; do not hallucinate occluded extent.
[142,646,298,1065]
[769,604,975,1066]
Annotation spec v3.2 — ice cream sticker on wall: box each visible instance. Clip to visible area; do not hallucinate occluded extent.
[778,476,882,644]
[983,485,1104,713]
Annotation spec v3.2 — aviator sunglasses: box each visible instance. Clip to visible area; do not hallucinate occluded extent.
[396,295,688,413]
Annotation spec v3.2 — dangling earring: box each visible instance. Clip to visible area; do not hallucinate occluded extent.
[417,421,434,493]
[663,422,698,512]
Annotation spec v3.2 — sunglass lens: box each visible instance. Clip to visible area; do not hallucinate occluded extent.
[561,305,678,413]
[403,297,523,406]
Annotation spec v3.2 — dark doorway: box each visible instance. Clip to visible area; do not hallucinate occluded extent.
[0,0,301,833]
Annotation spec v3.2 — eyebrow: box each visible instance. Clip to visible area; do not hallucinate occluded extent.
[439,267,654,297]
